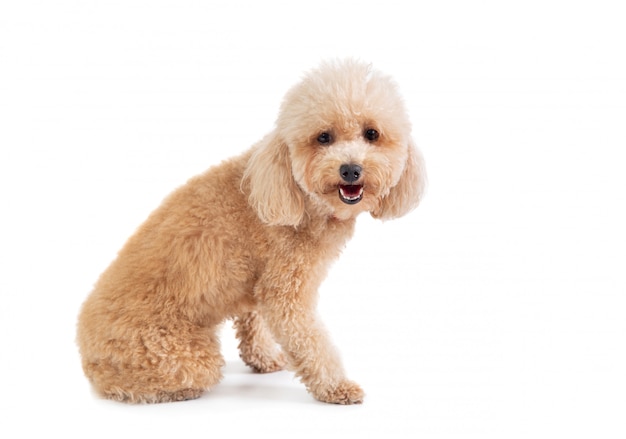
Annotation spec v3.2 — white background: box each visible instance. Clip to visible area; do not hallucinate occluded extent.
[1,1,624,437]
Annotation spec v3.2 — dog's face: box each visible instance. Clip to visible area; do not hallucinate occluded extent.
[244,60,425,226]
[278,60,415,221]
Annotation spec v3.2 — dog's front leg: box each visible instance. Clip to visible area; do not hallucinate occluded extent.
[256,279,364,405]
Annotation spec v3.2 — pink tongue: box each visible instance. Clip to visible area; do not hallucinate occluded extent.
[340,185,362,197]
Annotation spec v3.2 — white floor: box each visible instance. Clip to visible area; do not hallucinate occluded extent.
[1,1,624,438]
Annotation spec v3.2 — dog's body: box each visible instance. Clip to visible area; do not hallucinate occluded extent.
[77,60,425,404]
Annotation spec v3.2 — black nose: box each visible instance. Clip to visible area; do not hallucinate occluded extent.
[339,164,362,183]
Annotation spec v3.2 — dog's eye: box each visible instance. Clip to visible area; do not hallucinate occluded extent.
[317,132,332,145]
[365,129,380,142]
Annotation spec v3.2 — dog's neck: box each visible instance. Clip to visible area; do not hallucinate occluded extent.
[296,199,357,241]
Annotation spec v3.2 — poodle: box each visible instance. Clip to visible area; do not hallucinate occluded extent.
[76,59,426,404]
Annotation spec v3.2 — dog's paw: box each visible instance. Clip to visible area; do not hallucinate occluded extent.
[243,351,287,374]
[314,380,364,405]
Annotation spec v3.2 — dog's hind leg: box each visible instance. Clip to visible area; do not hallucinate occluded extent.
[82,322,225,403]
[233,311,287,373]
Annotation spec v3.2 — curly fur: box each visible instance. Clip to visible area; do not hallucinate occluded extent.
[76,59,426,404]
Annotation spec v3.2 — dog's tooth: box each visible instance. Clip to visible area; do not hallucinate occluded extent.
[339,186,364,200]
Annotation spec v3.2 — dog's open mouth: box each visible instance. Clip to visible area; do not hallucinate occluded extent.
[338,185,364,205]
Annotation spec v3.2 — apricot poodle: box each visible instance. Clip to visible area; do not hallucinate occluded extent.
[77,59,426,404]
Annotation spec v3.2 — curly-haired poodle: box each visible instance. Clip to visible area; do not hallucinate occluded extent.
[77,59,426,404]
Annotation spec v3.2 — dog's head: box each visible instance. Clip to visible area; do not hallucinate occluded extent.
[244,59,426,226]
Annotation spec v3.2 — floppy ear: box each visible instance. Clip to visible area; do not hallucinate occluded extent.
[371,139,426,220]
[242,132,305,227]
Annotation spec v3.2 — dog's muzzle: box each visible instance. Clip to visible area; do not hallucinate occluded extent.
[338,164,364,204]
